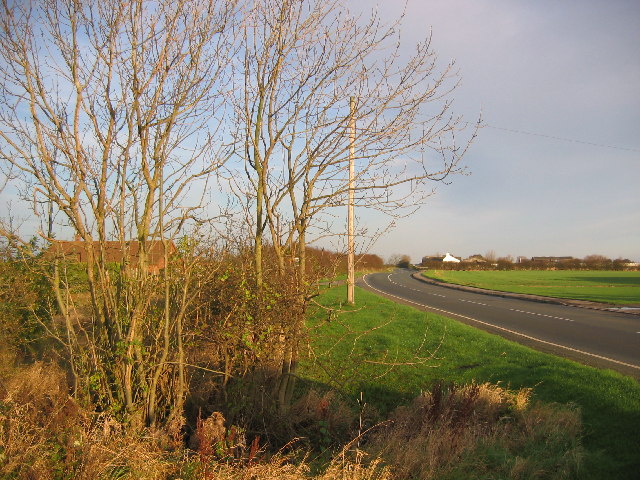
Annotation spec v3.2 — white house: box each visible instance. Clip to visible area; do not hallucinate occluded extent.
[442,252,461,263]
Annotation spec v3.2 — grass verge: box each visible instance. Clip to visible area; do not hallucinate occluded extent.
[420,270,640,304]
[301,285,640,479]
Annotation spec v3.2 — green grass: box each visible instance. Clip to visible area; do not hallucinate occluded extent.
[421,270,640,304]
[300,285,640,479]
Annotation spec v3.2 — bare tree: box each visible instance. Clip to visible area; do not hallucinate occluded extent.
[0,0,236,426]
[229,0,477,410]
[389,254,412,268]
[484,250,497,263]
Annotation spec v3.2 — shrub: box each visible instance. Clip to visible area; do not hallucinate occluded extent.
[289,389,358,449]
[0,257,53,364]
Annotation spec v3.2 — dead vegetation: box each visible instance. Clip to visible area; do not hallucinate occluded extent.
[367,382,583,479]
[0,363,582,479]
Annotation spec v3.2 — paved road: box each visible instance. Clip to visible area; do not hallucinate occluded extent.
[359,269,640,378]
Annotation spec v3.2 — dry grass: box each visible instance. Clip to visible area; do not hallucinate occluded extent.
[366,382,583,480]
[0,365,582,479]
[201,452,391,480]
[0,363,388,480]
[0,362,172,479]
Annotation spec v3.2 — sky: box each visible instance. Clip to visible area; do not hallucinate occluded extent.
[1,0,637,264]
[347,0,640,263]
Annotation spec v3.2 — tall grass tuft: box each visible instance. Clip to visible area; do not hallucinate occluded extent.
[367,382,583,480]
[0,362,177,479]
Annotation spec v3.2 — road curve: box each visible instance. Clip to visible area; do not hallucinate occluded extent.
[359,269,640,379]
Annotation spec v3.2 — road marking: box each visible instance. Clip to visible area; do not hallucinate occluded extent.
[388,274,445,296]
[364,274,640,372]
[460,299,488,306]
[508,308,574,322]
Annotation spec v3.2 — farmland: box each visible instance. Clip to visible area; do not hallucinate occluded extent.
[421,270,640,305]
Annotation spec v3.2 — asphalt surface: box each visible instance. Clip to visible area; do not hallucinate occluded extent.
[359,269,640,379]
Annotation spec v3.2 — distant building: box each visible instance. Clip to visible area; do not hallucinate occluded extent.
[531,256,574,263]
[443,252,461,263]
[421,252,461,266]
[45,238,176,274]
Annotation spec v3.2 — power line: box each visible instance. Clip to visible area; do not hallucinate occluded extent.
[465,122,640,153]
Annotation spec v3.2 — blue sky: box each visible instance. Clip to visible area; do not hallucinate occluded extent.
[348,0,640,262]
[1,0,637,263]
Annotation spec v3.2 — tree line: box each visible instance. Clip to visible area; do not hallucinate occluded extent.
[417,254,637,271]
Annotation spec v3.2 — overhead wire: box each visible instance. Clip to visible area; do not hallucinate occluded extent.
[462,122,640,153]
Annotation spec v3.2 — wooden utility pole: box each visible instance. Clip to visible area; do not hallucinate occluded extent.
[347,96,355,304]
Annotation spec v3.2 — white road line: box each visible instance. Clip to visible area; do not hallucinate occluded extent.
[388,274,446,297]
[508,308,574,322]
[363,274,640,372]
[460,299,488,306]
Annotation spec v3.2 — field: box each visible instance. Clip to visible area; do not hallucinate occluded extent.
[420,270,640,305]
[301,285,640,479]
